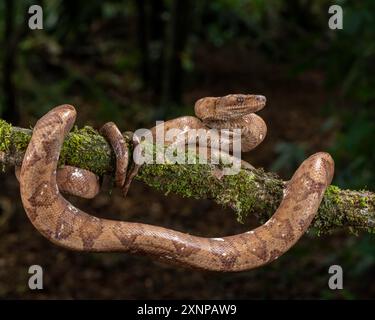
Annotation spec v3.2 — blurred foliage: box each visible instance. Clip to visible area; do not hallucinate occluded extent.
[331,109,375,189]
[271,142,307,175]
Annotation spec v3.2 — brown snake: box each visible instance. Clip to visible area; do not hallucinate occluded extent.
[18,95,334,272]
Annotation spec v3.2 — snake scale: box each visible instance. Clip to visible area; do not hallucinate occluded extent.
[18,95,334,272]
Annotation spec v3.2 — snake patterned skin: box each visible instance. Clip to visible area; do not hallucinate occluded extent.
[18,98,334,271]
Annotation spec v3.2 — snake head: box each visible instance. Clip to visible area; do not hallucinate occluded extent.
[195,94,266,121]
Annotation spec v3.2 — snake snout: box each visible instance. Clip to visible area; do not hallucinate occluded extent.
[255,95,266,104]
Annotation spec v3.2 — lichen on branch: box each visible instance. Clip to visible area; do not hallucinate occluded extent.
[0,119,374,234]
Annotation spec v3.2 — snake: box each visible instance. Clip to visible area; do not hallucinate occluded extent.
[18,96,334,272]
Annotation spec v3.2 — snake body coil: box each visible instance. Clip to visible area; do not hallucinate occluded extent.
[19,101,334,271]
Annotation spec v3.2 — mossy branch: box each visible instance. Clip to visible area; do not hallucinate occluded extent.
[1,119,374,234]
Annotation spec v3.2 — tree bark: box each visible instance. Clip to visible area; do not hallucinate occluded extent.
[0,119,374,234]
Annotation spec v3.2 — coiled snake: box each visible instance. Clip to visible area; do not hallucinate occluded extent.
[18,95,334,271]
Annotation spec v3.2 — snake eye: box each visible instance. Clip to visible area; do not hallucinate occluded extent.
[236,96,245,104]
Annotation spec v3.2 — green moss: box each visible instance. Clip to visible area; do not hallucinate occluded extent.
[11,130,31,152]
[139,162,216,199]
[59,126,113,176]
[138,147,284,225]
[220,169,284,223]
[219,171,257,222]
[313,185,375,235]
[0,119,12,152]
[2,117,375,234]
[314,185,343,235]
[325,185,342,204]
[136,142,221,200]
[359,196,369,208]
[0,121,114,176]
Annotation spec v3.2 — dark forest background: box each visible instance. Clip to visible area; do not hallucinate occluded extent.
[0,0,374,299]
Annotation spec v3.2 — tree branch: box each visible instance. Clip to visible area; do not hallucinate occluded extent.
[0,119,374,234]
